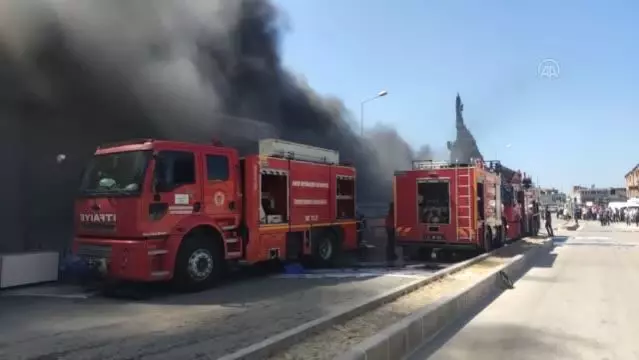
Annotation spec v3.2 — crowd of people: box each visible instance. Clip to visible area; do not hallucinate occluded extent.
[568,205,639,227]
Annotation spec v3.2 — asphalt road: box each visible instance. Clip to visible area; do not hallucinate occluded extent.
[409,221,639,360]
[0,264,442,360]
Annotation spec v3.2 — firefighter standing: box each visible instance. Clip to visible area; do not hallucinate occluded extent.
[356,211,365,248]
[385,202,397,262]
[544,206,554,237]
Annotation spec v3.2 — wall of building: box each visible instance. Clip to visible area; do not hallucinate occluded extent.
[538,187,567,206]
[625,165,639,199]
[571,185,627,205]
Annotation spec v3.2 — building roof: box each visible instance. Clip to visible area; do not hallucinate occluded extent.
[625,164,639,178]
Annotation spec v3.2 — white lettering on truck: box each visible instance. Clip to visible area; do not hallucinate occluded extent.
[80,213,117,223]
[291,181,329,189]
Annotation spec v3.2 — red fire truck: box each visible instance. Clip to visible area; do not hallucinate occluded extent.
[73,138,358,291]
[499,165,539,239]
[393,159,506,259]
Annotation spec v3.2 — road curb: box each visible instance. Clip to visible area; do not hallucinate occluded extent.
[334,238,554,360]
[219,244,514,360]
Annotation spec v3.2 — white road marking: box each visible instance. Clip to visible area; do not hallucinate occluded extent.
[574,236,611,240]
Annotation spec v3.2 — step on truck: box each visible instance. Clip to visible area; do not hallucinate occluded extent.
[73,138,358,291]
[393,159,506,260]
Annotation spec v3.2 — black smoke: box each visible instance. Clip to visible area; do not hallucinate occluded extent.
[0,0,433,252]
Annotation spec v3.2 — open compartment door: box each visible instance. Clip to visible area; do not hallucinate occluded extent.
[394,172,418,241]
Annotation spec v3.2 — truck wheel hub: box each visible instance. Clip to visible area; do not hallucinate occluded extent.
[188,249,214,280]
[319,239,333,259]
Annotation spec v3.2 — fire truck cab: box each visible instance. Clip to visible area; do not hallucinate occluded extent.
[73,138,358,291]
[393,159,505,259]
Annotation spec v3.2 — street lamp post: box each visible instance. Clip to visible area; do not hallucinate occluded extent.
[360,90,388,137]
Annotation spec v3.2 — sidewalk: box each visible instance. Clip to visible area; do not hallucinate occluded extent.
[409,232,639,360]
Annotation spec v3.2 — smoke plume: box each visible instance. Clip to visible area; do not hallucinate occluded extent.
[0,0,430,251]
[366,124,437,176]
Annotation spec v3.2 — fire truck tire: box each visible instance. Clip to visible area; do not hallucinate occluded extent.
[495,226,505,248]
[173,234,224,292]
[482,228,493,253]
[436,249,453,261]
[311,230,340,267]
[414,247,433,261]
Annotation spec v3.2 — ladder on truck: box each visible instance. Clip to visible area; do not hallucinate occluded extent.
[455,164,474,241]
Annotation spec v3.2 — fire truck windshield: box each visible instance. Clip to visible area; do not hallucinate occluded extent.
[79,150,151,196]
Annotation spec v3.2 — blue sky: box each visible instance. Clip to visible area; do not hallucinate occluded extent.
[273,0,638,191]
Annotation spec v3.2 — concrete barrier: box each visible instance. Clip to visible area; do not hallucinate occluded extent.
[334,238,554,360]
[219,245,514,360]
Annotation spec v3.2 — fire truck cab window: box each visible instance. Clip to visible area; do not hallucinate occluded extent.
[155,151,196,188]
[260,170,288,224]
[417,180,451,224]
[336,176,355,219]
[206,155,229,181]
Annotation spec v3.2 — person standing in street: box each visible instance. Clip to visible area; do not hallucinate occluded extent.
[545,206,554,237]
[355,211,366,248]
[385,202,397,262]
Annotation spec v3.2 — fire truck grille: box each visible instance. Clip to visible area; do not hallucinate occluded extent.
[76,244,112,258]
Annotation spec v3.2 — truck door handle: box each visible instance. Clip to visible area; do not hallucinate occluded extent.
[193,202,201,212]
[228,201,236,210]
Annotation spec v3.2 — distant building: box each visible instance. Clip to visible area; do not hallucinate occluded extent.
[538,188,567,206]
[625,164,639,198]
[571,185,627,205]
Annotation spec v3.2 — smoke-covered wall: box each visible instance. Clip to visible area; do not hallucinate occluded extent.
[0,0,437,253]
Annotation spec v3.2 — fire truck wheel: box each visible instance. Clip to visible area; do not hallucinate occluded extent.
[173,234,223,292]
[482,228,493,253]
[415,247,433,261]
[494,226,505,248]
[436,249,453,262]
[312,230,340,267]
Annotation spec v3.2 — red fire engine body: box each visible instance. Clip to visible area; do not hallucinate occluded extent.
[73,138,358,291]
[393,159,537,258]
[393,159,505,257]
[500,165,539,239]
